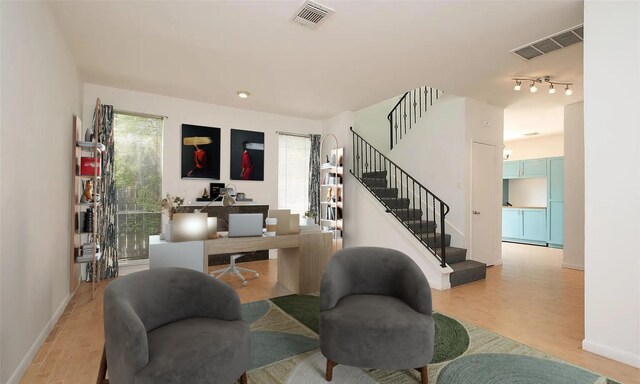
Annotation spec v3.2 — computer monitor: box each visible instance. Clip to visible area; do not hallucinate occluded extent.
[228,213,263,238]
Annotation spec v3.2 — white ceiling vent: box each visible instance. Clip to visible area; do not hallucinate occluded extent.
[291,0,334,29]
[510,24,583,61]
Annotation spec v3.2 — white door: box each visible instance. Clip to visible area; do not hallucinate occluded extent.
[471,142,496,266]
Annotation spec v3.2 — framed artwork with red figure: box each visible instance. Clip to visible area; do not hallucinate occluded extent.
[181,124,221,179]
[230,129,264,181]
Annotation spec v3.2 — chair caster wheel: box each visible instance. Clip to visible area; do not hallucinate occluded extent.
[255,273,260,277]
[242,281,248,286]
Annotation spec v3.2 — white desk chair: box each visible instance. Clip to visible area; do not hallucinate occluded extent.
[210,254,259,286]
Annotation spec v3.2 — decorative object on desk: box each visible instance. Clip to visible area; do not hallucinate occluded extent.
[160,193,184,220]
[181,124,221,179]
[209,182,225,200]
[201,188,209,199]
[303,210,317,225]
[222,190,237,207]
[230,129,264,181]
[171,213,208,242]
[268,209,291,235]
[207,217,218,239]
[265,217,277,237]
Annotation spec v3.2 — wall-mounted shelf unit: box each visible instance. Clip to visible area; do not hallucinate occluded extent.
[71,115,102,298]
[320,141,344,252]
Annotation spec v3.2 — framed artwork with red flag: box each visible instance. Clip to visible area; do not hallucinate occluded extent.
[230,129,264,181]
[181,124,221,179]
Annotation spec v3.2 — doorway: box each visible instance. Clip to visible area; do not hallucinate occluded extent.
[471,142,497,265]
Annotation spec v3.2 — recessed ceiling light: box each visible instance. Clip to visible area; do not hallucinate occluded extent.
[237,91,250,99]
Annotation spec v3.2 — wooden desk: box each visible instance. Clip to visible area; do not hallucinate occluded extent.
[150,231,333,294]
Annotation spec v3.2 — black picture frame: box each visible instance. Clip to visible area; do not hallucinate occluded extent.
[181,124,221,179]
[230,129,264,181]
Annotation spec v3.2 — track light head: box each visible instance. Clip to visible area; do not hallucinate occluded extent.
[565,85,573,96]
[513,80,521,91]
[548,84,556,94]
[530,82,538,93]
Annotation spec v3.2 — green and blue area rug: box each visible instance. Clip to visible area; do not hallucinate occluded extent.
[242,295,619,384]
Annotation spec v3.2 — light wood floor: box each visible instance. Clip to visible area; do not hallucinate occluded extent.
[19,246,640,383]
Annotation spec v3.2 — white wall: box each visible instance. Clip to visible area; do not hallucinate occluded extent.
[504,105,564,141]
[506,178,547,207]
[83,84,322,215]
[388,96,467,242]
[583,1,640,368]
[353,95,399,153]
[1,2,82,382]
[504,133,564,161]
[345,95,504,268]
[323,110,453,290]
[563,102,584,270]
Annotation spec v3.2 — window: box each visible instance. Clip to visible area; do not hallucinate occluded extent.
[114,112,163,260]
[278,134,311,215]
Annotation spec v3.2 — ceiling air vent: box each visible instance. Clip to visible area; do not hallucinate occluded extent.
[291,0,334,28]
[511,24,584,61]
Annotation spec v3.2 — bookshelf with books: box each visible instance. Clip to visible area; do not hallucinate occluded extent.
[320,146,343,251]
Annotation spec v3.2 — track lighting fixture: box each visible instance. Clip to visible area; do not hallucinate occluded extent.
[564,85,573,96]
[513,80,521,91]
[511,76,573,96]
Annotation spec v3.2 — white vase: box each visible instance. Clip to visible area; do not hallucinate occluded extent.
[166,221,173,242]
[306,217,315,225]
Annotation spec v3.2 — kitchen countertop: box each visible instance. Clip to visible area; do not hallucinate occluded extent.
[502,206,547,209]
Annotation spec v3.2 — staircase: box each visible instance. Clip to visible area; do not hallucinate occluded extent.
[351,128,486,287]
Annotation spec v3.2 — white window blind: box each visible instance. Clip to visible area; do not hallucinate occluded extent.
[278,134,311,215]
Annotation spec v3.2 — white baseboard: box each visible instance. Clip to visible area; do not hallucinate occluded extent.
[7,293,71,384]
[562,262,584,270]
[582,339,640,369]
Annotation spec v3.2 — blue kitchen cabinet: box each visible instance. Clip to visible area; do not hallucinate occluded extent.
[521,159,547,178]
[503,161,520,179]
[547,157,564,248]
[522,209,547,242]
[502,208,547,245]
[502,209,522,238]
[503,158,547,179]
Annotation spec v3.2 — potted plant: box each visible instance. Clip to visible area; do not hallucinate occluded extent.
[304,210,317,225]
[160,193,184,241]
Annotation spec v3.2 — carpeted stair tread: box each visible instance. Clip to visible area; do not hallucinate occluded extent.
[362,177,387,188]
[404,220,437,233]
[369,187,398,198]
[449,260,486,287]
[379,197,410,209]
[436,247,467,265]
[419,232,451,247]
[391,208,423,220]
[362,170,387,179]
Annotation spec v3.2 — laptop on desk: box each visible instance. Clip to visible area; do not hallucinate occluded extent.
[228,213,264,238]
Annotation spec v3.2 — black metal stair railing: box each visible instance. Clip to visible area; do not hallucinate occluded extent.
[388,86,443,150]
[351,128,450,267]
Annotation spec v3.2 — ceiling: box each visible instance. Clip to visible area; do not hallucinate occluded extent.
[49,0,584,120]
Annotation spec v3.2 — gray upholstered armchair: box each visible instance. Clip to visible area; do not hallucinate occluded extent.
[319,247,434,384]
[103,267,250,384]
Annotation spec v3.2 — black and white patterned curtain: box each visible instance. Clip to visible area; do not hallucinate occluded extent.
[308,134,321,221]
[87,100,118,280]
